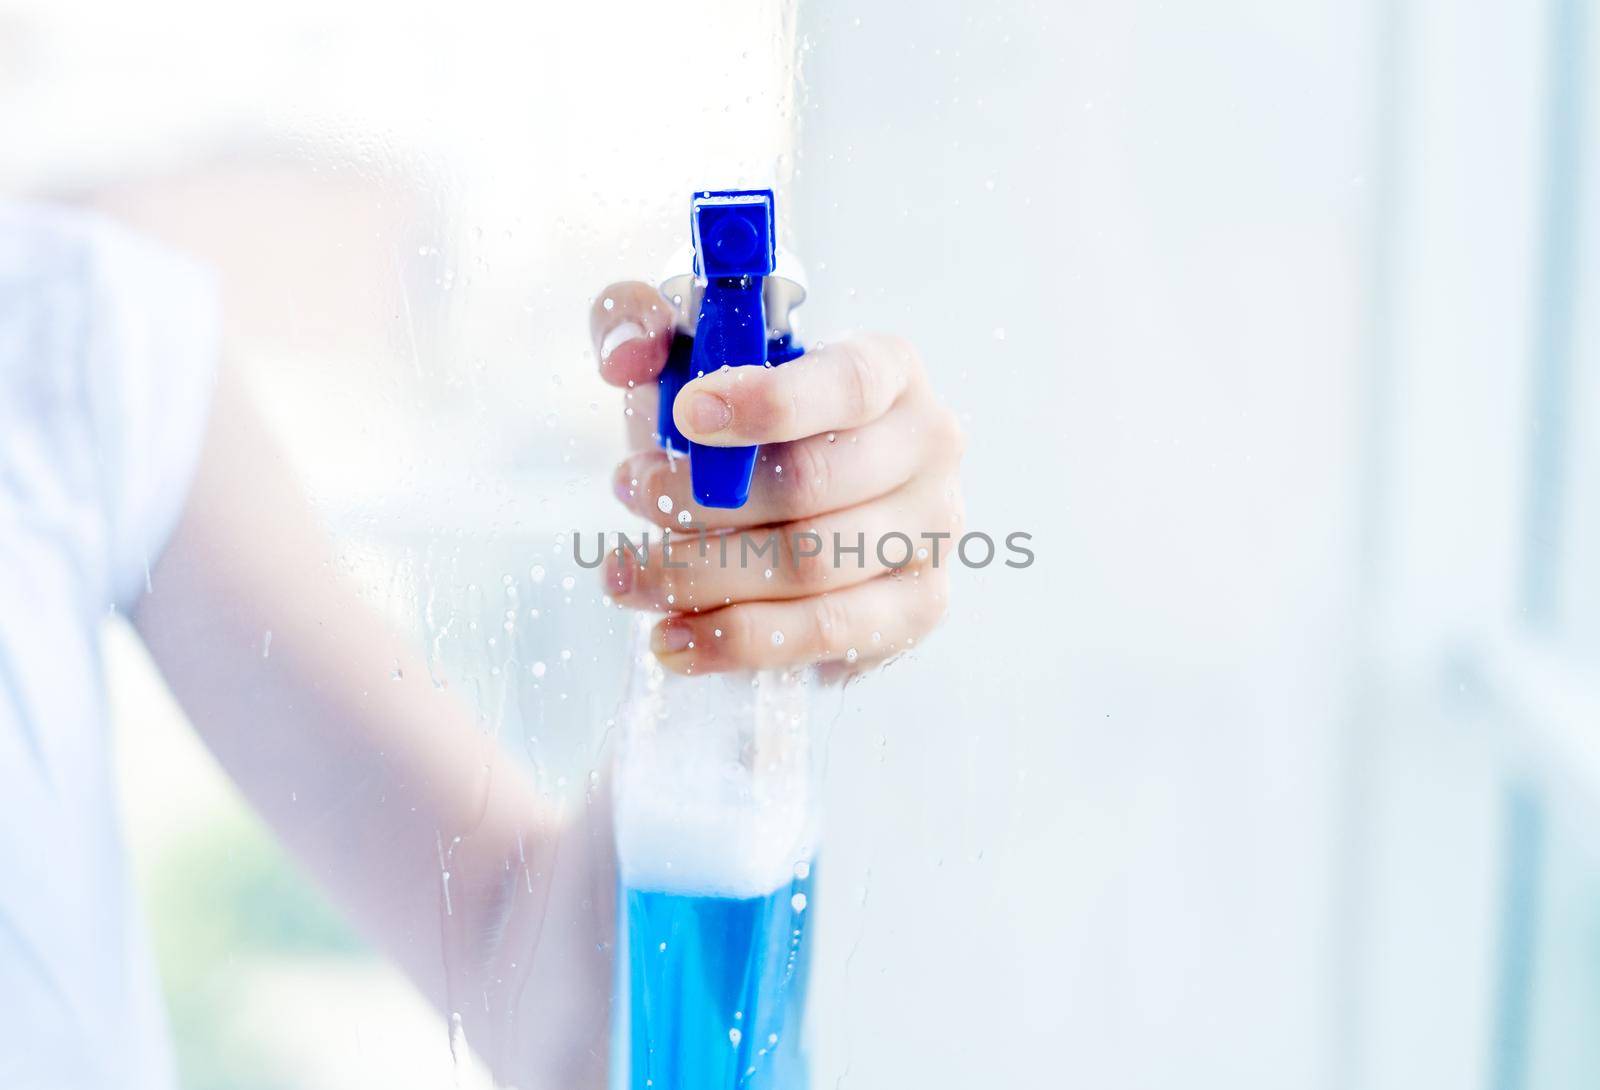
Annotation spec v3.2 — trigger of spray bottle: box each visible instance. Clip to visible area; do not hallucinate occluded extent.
[656,189,806,508]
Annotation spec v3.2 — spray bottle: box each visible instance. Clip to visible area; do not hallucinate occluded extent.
[613,189,817,1090]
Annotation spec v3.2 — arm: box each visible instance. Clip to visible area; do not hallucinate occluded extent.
[132,366,613,1087]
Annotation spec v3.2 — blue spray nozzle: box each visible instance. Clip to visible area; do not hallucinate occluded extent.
[691,189,776,279]
[655,189,793,509]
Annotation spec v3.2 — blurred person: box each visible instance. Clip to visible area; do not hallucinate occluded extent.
[0,203,964,1087]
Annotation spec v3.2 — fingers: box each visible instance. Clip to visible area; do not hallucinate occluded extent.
[604,471,961,612]
[611,398,964,530]
[588,306,964,679]
[647,564,951,675]
[672,333,927,447]
[590,281,675,388]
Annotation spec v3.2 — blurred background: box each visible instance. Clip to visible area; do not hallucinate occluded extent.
[4,0,1598,1087]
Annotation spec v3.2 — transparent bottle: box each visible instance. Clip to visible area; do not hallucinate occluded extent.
[614,615,816,1089]
[612,190,817,1089]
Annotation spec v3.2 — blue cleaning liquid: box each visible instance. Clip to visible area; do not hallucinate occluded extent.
[625,866,814,1089]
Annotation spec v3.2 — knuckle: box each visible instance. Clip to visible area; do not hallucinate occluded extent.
[782,526,834,590]
[640,464,679,525]
[779,439,833,516]
[809,593,853,659]
[836,340,882,420]
[878,332,923,371]
[655,537,712,611]
[720,606,761,662]
[638,546,675,609]
[877,332,927,393]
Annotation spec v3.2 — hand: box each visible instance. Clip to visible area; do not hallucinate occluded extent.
[590,281,966,677]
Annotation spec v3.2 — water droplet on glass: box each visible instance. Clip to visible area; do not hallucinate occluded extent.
[657,494,674,514]
[677,509,692,526]
[449,1012,468,1071]
[845,647,859,664]
[560,575,576,591]
[728,1028,743,1047]
[791,892,807,913]
[532,662,547,678]
[530,564,546,583]
[771,630,785,646]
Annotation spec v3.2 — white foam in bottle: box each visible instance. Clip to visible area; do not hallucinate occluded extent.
[614,616,816,897]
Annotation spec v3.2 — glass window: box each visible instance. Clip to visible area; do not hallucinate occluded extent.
[3,2,1599,1088]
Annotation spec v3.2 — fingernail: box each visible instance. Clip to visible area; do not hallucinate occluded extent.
[686,391,732,434]
[599,320,645,362]
[604,549,635,596]
[652,620,693,655]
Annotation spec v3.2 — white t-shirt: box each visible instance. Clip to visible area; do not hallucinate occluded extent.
[0,205,217,1088]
